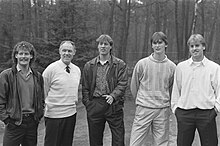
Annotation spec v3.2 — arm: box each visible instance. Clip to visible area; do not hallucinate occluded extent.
[42,67,52,98]
[214,66,220,113]
[171,66,182,113]
[130,62,142,99]
[40,74,45,111]
[76,68,81,105]
[169,63,177,97]
[0,71,9,122]
[109,61,128,101]
[82,63,91,107]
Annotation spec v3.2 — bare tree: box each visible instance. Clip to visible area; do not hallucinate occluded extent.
[118,0,131,61]
[107,0,116,36]
[142,0,151,57]
[175,0,182,61]
[207,0,219,52]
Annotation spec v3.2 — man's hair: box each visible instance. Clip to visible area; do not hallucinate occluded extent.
[12,41,36,65]
[96,34,113,47]
[187,34,206,47]
[150,31,168,46]
[59,40,75,51]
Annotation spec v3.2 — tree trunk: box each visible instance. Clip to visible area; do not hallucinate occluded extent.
[155,0,160,31]
[134,11,138,56]
[184,0,190,58]
[175,0,181,61]
[201,0,205,36]
[27,0,33,41]
[33,0,39,39]
[207,0,219,52]
[118,0,130,61]
[107,0,116,36]
[143,0,150,57]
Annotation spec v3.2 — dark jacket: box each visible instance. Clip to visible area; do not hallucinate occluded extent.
[0,65,44,125]
[82,55,128,111]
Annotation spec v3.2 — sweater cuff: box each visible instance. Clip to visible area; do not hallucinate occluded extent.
[215,102,220,113]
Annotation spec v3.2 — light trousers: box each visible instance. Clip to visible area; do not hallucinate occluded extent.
[130,106,170,146]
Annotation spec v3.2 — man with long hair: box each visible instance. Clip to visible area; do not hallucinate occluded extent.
[0,41,44,146]
[82,34,128,146]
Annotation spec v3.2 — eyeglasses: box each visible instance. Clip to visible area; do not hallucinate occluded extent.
[60,40,75,47]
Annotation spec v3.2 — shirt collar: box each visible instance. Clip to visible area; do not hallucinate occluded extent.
[188,56,207,66]
[16,65,32,76]
[58,59,71,70]
[96,56,111,65]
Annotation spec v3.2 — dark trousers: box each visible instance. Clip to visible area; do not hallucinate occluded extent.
[87,98,125,146]
[175,108,218,146]
[3,115,38,146]
[44,113,77,146]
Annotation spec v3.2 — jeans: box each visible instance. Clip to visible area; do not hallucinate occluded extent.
[3,115,38,146]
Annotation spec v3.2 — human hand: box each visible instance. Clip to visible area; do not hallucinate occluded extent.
[102,95,114,105]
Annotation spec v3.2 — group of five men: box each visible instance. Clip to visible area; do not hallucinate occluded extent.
[0,32,219,146]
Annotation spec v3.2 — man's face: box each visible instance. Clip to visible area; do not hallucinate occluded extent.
[152,39,166,55]
[189,41,204,61]
[15,49,32,67]
[59,42,75,65]
[98,41,112,56]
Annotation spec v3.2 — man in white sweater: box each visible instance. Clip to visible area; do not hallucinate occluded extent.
[130,32,176,146]
[42,41,81,146]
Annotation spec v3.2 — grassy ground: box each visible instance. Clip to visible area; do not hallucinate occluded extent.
[0,92,220,145]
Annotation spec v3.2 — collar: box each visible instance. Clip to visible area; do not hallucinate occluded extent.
[188,56,207,66]
[16,64,32,76]
[58,59,71,70]
[89,55,120,65]
[96,56,111,65]
[149,53,168,63]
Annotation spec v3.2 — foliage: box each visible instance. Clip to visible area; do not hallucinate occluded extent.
[0,0,220,73]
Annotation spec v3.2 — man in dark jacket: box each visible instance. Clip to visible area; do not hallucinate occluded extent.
[82,34,128,146]
[0,41,44,146]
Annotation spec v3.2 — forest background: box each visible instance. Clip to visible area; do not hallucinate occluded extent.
[0,0,220,73]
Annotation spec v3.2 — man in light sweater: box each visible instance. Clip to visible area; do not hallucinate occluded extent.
[171,34,220,146]
[129,32,176,146]
[42,41,81,146]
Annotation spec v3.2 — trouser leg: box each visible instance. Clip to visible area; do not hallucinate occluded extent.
[87,98,109,146]
[175,108,196,146]
[196,108,218,146]
[44,114,77,146]
[22,116,38,146]
[61,113,77,146]
[129,106,154,146]
[107,109,125,146]
[152,108,170,146]
[44,117,61,146]
[3,123,25,146]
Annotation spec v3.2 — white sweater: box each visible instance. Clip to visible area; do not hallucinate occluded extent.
[43,60,81,118]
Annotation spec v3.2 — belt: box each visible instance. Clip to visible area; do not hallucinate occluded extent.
[93,96,102,98]
[93,96,106,99]
[22,113,34,117]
